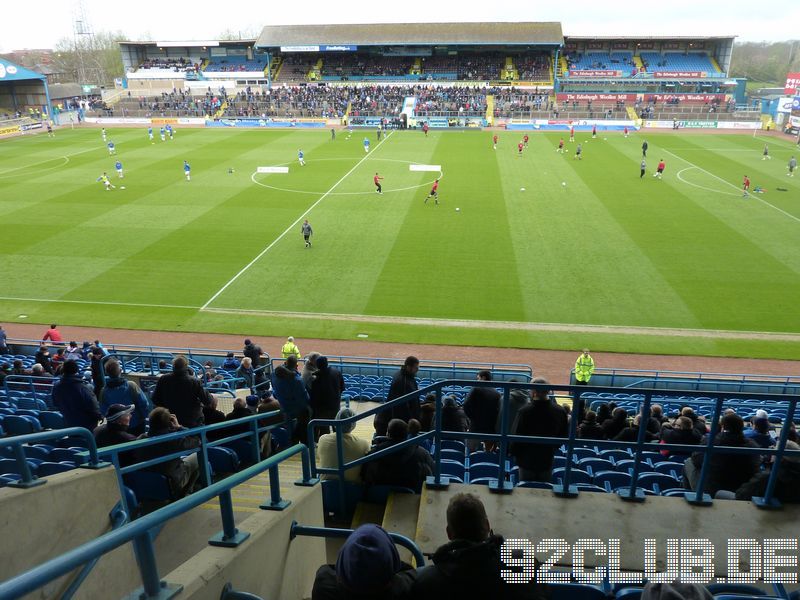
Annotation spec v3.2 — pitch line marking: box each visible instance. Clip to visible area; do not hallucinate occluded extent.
[663,148,800,225]
[201,130,395,310]
[676,167,739,197]
[0,295,199,310]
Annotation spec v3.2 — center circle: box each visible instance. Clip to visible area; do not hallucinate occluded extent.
[250,157,443,196]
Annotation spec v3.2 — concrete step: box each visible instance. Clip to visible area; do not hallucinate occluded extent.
[350,501,385,529]
[381,492,421,565]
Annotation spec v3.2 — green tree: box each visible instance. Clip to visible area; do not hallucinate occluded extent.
[52,30,126,85]
[730,40,800,86]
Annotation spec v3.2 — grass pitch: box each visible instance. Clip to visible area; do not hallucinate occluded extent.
[1,126,799,358]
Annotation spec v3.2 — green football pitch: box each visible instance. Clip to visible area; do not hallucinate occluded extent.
[1,126,799,358]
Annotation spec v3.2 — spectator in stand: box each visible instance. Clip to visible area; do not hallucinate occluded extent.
[65,341,82,361]
[412,492,549,599]
[152,355,211,429]
[31,363,51,380]
[510,378,568,483]
[243,338,265,368]
[681,407,708,437]
[732,440,800,503]
[0,324,8,354]
[362,418,434,492]
[99,358,151,436]
[271,354,311,444]
[408,418,433,453]
[310,356,346,441]
[11,359,26,376]
[683,412,761,496]
[577,410,605,440]
[651,404,668,425]
[221,352,240,371]
[302,352,321,390]
[601,407,629,440]
[613,414,658,443]
[462,370,500,451]
[52,360,102,430]
[235,357,256,390]
[35,344,54,374]
[0,363,10,385]
[595,403,611,426]
[51,348,66,373]
[93,404,137,451]
[744,410,776,449]
[89,346,105,397]
[375,356,420,435]
[223,397,254,437]
[659,416,702,458]
[311,523,417,600]
[202,395,227,440]
[442,395,470,434]
[317,407,370,482]
[42,324,62,344]
[135,407,200,498]
[281,336,302,360]
[93,340,109,357]
[496,378,530,437]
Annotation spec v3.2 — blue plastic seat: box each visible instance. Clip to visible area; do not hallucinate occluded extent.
[593,470,632,492]
[440,448,467,462]
[0,458,38,476]
[706,584,767,596]
[37,461,77,476]
[469,462,504,481]
[575,483,606,493]
[571,447,598,460]
[38,411,66,430]
[467,477,496,486]
[207,446,240,475]
[468,451,499,465]
[23,445,50,461]
[517,480,553,489]
[3,415,42,436]
[551,467,592,485]
[599,449,631,463]
[578,458,615,476]
[637,472,680,494]
[653,461,684,478]
[123,471,174,502]
[439,460,466,480]
[549,583,606,600]
[439,439,467,454]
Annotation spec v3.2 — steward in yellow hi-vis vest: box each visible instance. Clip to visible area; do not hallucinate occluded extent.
[575,349,595,385]
[281,336,301,359]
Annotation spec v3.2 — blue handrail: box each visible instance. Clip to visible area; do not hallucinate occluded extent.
[308,380,800,513]
[0,444,315,600]
[290,521,426,566]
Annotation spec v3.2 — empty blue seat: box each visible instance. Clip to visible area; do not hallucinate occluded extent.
[467,477,496,486]
[517,480,553,490]
[706,584,767,596]
[575,483,606,493]
[207,446,239,475]
[49,448,82,463]
[468,451,499,465]
[38,411,66,430]
[571,447,598,460]
[549,583,606,600]
[469,462,504,481]
[37,461,77,476]
[3,415,42,436]
[653,462,684,478]
[440,448,467,462]
[23,445,50,461]
[123,471,174,502]
[439,439,467,453]
[636,472,680,494]
[599,449,631,463]
[578,458,615,475]
[440,460,466,480]
[552,468,592,485]
[0,458,38,476]
[593,470,632,492]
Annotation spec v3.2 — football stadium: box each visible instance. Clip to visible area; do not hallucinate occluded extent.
[1,18,800,600]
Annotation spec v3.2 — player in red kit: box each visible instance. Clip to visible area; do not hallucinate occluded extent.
[374,172,384,195]
[569,126,575,142]
[493,134,498,150]
[742,175,750,198]
[624,126,629,138]
[422,122,429,137]
[425,179,440,205]
[654,159,666,179]
[557,138,565,154]
[523,134,529,148]
[518,141,524,156]
[592,124,597,139]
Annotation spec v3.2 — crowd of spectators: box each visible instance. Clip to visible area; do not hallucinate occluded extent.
[138,57,199,73]
[321,55,410,79]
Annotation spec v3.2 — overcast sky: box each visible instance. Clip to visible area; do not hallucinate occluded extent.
[2,0,797,52]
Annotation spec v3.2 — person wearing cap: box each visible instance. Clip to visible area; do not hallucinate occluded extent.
[744,409,776,449]
[99,359,151,436]
[574,348,594,385]
[311,523,416,599]
[412,492,548,599]
[317,408,369,482]
[310,356,346,441]
[93,404,137,451]
[242,338,266,386]
[281,336,301,360]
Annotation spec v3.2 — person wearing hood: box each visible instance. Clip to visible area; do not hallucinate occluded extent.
[302,352,321,390]
[441,395,469,433]
[99,359,151,436]
[152,356,211,429]
[361,418,433,492]
[312,523,416,600]
[271,354,311,443]
[310,355,346,441]
[412,492,549,599]
[52,360,102,431]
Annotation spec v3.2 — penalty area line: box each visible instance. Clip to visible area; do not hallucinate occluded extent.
[200,130,395,310]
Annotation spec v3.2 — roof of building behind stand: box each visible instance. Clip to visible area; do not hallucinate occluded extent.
[256,22,565,48]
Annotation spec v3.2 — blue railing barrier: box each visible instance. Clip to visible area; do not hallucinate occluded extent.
[0,427,109,487]
[0,443,316,600]
[308,380,799,513]
[290,521,426,567]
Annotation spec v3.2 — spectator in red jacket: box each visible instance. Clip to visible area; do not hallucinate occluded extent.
[42,324,62,344]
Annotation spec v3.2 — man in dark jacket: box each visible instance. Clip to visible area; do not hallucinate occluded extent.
[601,407,629,440]
[203,395,228,441]
[577,410,605,440]
[442,395,470,433]
[93,404,137,458]
[613,415,659,443]
[374,356,420,435]
[734,440,800,503]
[510,379,568,483]
[135,407,200,498]
[152,356,211,429]
[463,370,500,451]
[412,492,548,599]
[242,338,267,386]
[52,360,102,430]
[89,346,105,398]
[99,359,151,436]
[310,356,345,441]
[362,419,434,492]
[272,354,310,443]
[35,344,54,374]
[659,416,703,458]
[312,523,416,600]
[684,413,761,496]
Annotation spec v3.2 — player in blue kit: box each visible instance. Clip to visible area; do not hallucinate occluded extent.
[166,124,174,140]
[363,137,370,153]
[107,141,116,155]
[160,127,166,142]
[148,127,154,143]
[183,160,191,182]
[115,160,123,178]
[298,149,306,166]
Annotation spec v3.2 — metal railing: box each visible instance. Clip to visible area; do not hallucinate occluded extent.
[309,380,799,514]
[0,443,317,600]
